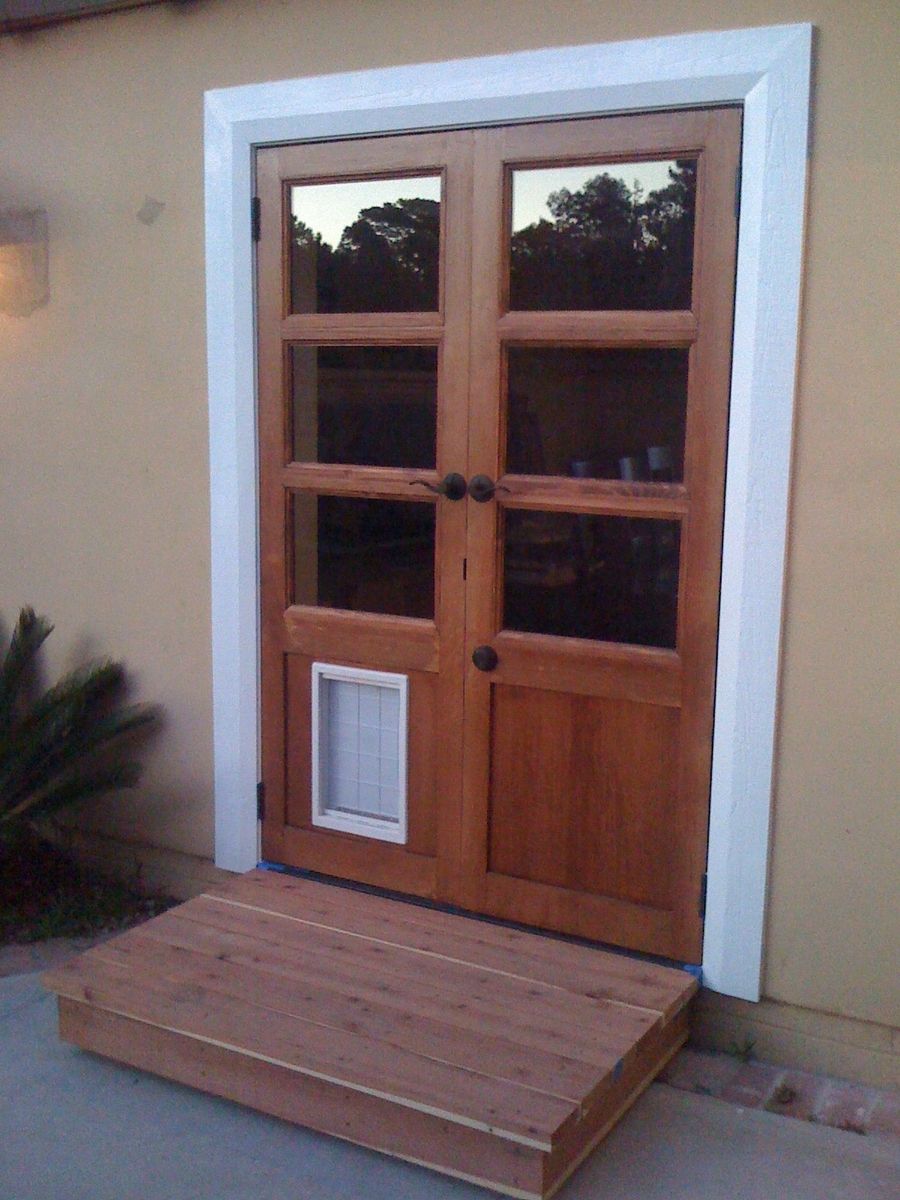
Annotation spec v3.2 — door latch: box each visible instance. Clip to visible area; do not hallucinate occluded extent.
[472,645,499,672]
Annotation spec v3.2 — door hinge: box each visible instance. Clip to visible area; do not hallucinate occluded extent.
[251,196,261,242]
[698,871,708,920]
[256,780,265,821]
[734,161,742,219]
[462,557,467,580]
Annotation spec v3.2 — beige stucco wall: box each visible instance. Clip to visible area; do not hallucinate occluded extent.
[1,1,897,1038]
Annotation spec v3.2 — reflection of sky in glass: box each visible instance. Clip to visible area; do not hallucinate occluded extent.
[291,175,441,249]
[512,160,679,234]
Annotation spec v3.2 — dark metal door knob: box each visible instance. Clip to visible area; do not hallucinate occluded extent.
[472,644,499,672]
[467,474,509,503]
[410,472,467,500]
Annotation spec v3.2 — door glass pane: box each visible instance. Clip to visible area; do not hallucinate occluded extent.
[292,494,435,618]
[503,511,680,647]
[506,348,688,480]
[291,345,437,467]
[509,159,696,310]
[290,175,441,313]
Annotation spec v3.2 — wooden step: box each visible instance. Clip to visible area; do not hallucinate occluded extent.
[42,869,696,1199]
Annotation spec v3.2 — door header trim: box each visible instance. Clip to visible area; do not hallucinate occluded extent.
[204,24,813,1002]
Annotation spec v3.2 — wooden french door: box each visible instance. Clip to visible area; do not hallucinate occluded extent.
[256,108,741,963]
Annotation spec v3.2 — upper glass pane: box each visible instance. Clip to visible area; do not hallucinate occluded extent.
[291,345,437,468]
[290,175,441,313]
[506,348,689,481]
[509,159,696,310]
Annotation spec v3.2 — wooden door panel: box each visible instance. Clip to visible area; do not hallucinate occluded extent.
[257,129,473,902]
[476,873,675,958]
[280,653,439,858]
[274,825,437,898]
[460,108,741,962]
[487,685,678,909]
[262,649,439,897]
[486,632,681,706]
[283,608,439,674]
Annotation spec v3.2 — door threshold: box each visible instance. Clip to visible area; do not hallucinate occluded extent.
[257,859,702,982]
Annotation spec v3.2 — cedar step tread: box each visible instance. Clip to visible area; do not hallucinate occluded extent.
[215,870,688,1016]
[43,869,696,1199]
[156,896,659,1055]
[94,927,603,1100]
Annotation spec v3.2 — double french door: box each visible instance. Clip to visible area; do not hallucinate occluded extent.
[255,108,740,962]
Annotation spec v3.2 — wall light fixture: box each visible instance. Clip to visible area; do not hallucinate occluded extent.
[0,209,49,317]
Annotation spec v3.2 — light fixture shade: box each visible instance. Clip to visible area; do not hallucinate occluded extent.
[0,209,49,317]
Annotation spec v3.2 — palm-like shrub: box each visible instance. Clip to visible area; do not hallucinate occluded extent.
[0,608,159,841]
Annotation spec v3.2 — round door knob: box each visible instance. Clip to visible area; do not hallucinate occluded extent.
[468,474,507,502]
[441,472,468,501]
[410,472,467,500]
[472,644,499,672]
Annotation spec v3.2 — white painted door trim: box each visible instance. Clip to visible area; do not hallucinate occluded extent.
[204,23,812,1001]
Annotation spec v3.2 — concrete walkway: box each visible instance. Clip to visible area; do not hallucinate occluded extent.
[2,971,898,1200]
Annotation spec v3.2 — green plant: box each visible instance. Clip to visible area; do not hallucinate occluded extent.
[726,1035,757,1064]
[0,829,176,944]
[0,608,159,841]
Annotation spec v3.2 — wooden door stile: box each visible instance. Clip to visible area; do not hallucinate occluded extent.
[256,145,292,852]
[667,107,742,955]
[430,128,474,903]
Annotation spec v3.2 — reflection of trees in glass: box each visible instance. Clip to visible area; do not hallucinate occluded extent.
[510,161,696,310]
[291,163,695,312]
[291,198,440,313]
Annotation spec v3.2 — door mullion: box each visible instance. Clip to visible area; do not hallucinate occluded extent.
[431,130,475,902]
[456,126,507,909]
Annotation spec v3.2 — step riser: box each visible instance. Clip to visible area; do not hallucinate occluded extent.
[57,998,687,1199]
[59,998,546,1198]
